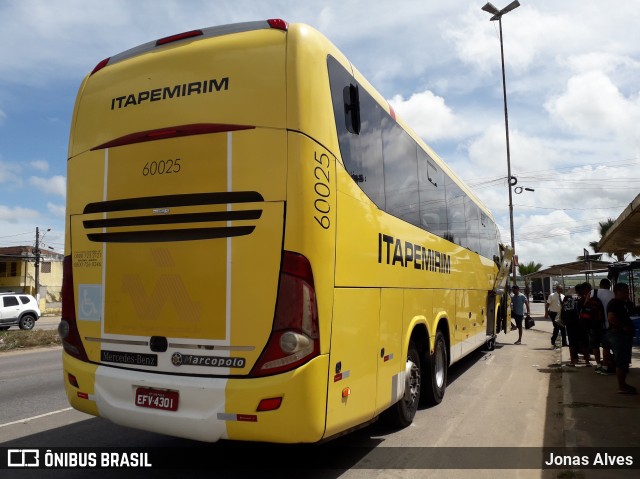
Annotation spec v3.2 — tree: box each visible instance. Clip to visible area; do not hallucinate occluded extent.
[518,261,543,299]
[587,218,623,262]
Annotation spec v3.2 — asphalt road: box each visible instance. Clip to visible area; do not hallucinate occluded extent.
[34,315,60,331]
[0,348,69,426]
[0,315,60,332]
[1,303,564,478]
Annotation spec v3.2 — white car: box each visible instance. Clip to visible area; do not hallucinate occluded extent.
[0,293,41,330]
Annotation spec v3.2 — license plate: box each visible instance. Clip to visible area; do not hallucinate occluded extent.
[135,387,179,411]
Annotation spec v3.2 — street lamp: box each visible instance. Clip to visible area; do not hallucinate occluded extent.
[481,1,520,284]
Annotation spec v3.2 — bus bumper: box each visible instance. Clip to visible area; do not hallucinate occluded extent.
[64,351,329,443]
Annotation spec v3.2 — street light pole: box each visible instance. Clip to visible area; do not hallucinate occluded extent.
[482,1,520,284]
[34,227,50,300]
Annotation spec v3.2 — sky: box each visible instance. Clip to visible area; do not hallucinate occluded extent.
[0,0,638,269]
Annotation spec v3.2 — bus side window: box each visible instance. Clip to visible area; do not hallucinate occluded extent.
[445,179,467,249]
[382,117,419,226]
[418,153,446,237]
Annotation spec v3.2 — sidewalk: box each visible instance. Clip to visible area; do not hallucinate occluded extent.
[560,336,640,449]
[528,308,640,450]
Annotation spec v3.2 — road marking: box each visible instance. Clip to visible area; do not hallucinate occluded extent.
[0,407,73,428]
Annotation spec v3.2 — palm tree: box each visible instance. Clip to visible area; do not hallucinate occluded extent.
[587,218,623,262]
[518,261,543,299]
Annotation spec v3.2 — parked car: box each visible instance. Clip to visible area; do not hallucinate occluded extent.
[0,292,41,330]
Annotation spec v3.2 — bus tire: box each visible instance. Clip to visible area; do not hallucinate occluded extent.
[421,330,447,406]
[384,341,421,428]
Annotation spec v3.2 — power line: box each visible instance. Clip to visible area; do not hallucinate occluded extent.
[463,158,640,190]
[0,231,33,240]
[511,204,627,211]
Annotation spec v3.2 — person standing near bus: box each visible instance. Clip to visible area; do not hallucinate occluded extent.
[511,285,530,345]
[590,278,615,374]
[547,284,567,347]
[606,283,637,394]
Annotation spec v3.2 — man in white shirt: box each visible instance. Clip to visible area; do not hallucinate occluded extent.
[546,284,567,347]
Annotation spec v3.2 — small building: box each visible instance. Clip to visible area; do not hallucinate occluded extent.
[0,246,64,312]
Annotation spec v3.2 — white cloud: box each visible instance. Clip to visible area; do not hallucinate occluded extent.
[564,53,640,76]
[0,0,137,83]
[29,175,66,197]
[466,124,565,178]
[47,202,66,217]
[0,205,39,222]
[389,90,466,142]
[444,6,568,77]
[0,159,22,185]
[30,160,49,172]
[545,71,640,147]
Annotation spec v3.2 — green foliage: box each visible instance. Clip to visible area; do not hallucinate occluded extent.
[585,218,623,262]
[518,261,542,297]
[518,261,542,276]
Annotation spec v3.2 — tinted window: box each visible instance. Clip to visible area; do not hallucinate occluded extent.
[481,216,500,260]
[445,177,467,248]
[464,196,481,254]
[3,296,19,307]
[418,151,447,236]
[19,296,31,304]
[382,117,419,225]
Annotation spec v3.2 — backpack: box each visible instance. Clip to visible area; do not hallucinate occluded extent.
[561,295,577,313]
[579,290,604,330]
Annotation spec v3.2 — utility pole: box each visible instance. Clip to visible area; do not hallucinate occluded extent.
[34,227,41,300]
[33,227,51,300]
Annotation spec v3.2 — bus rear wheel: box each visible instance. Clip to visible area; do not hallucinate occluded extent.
[421,330,447,406]
[384,341,421,428]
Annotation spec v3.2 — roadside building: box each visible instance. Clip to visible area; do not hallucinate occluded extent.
[0,246,64,312]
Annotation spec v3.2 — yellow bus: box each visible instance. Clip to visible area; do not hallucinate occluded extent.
[61,19,512,444]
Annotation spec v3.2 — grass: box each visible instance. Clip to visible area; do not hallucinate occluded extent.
[0,329,61,352]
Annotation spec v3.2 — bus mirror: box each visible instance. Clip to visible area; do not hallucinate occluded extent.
[343,84,361,134]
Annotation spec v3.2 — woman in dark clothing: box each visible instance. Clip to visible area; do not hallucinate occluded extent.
[606,283,637,394]
[563,283,591,367]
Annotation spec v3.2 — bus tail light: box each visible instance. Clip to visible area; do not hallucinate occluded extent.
[156,29,203,46]
[90,57,110,75]
[267,19,288,31]
[250,252,319,377]
[257,397,283,412]
[91,124,254,151]
[58,256,89,362]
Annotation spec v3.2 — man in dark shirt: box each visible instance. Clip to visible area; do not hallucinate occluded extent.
[606,283,637,394]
